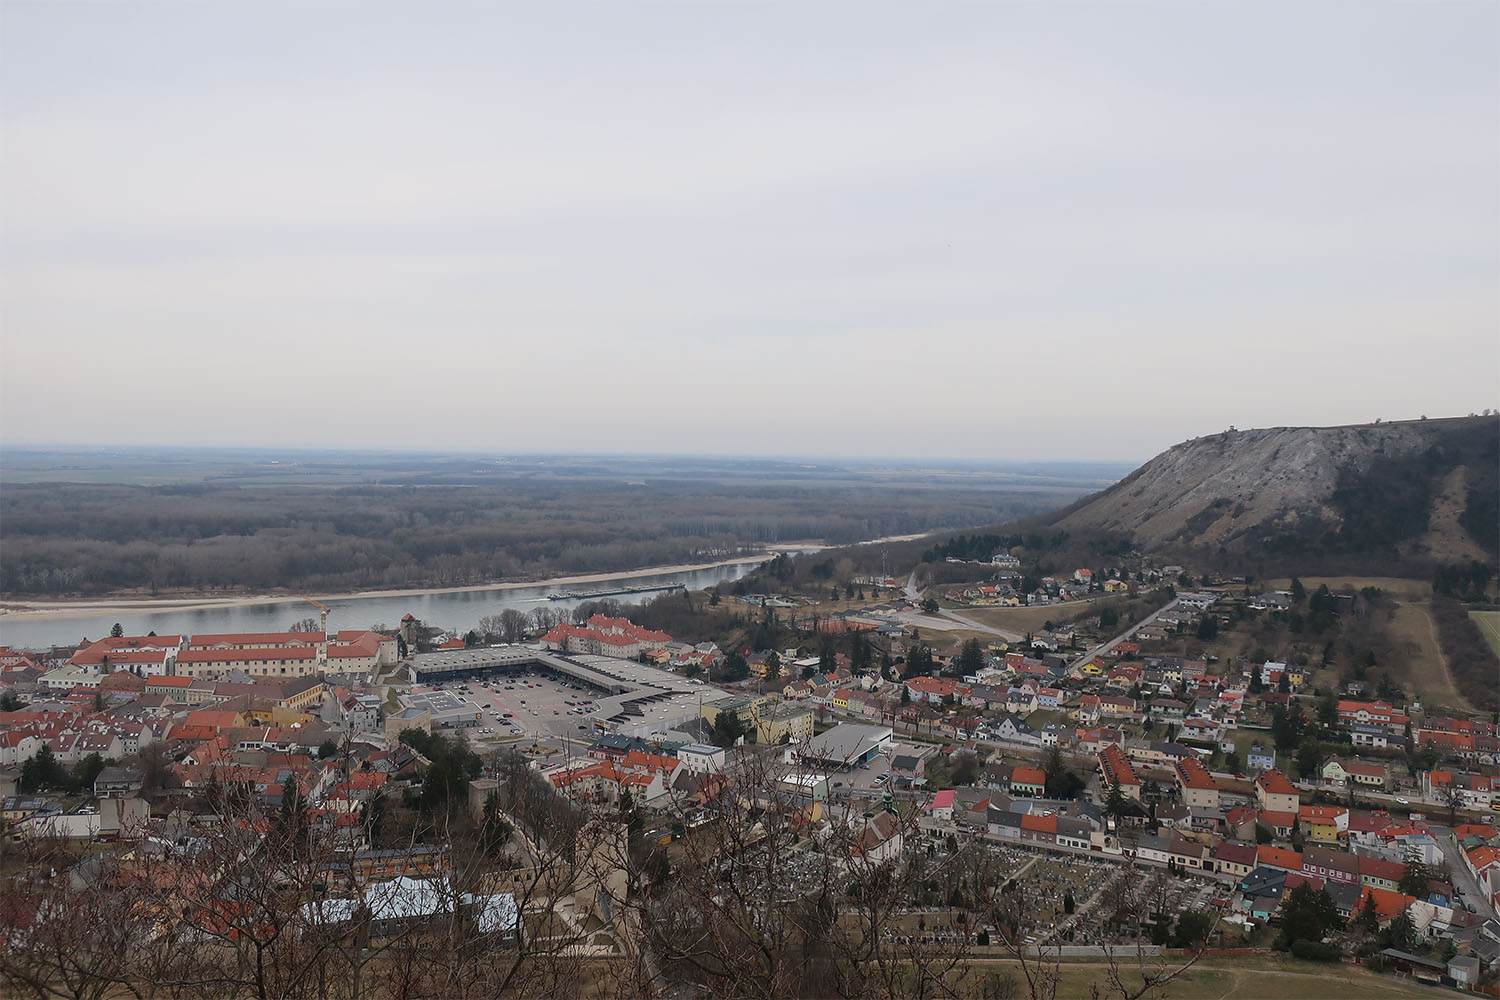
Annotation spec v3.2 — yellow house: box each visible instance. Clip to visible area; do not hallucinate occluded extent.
[2,798,45,823]
[1299,805,1347,844]
[831,689,851,710]
[1082,661,1105,676]
[702,695,769,728]
[757,704,813,745]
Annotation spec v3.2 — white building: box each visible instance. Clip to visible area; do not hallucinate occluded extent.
[676,744,726,775]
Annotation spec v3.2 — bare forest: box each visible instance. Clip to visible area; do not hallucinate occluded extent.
[1,475,1088,598]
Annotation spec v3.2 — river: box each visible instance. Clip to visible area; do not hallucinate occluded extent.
[0,560,768,651]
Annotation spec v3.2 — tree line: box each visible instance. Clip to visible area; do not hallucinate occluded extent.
[1430,595,1500,712]
[0,481,1069,597]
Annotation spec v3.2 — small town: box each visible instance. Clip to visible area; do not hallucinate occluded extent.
[1,557,1497,998]
[3,3,1496,997]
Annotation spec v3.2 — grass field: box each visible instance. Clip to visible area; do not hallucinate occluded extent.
[1265,577,1433,601]
[1471,610,1500,661]
[1385,601,1474,714]
[956,954,1436,999]
[959,604,1096,636]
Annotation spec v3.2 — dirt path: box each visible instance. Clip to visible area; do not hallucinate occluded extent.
[1213,969,1242,1000]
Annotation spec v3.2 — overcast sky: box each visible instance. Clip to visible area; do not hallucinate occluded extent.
[2,2,1496,462]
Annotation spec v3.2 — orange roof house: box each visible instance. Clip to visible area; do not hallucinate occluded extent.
[1010,766,1045,791]
[1256,845,1303,872]
[1356,886,1415,924]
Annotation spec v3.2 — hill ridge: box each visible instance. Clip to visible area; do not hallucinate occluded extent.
[1041,415,1498,575]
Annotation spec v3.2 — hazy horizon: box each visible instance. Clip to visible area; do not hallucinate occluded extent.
[0,410,1492,469]
[4,2,1496,460]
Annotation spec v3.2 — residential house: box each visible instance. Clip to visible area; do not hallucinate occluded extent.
[1247,745,1276,772]
[1097,744,1141,801]
[1009,766,1046,797]
[991,715,1043,748]
[1322,758,1387,790]
[1255,769,1300,814]
[1302,845,1361,886]
[1256,845,1304,875]
[1173,757,1220,811]
[1358,855,1406,892]
[1214,840,1259,878]
[1299,805,1349,843]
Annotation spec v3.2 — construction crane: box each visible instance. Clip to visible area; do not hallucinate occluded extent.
[302,597,330,636]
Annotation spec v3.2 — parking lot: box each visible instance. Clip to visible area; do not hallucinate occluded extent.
[413,671,605,742]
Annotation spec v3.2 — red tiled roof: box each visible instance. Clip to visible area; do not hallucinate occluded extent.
[1099,744,1140,786]
[1300,805,1347,822]
[1021,813,1058,834]
[1358,886,1415,921]
[1175,757,1218,790]
[1260,810,1297,829]
[69,635,182,665]
[1257,845,1303,871]
[1358,856,1405,882]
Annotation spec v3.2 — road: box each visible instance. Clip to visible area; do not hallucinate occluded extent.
[1432,823,1499,923]
[1068,597,1182,669]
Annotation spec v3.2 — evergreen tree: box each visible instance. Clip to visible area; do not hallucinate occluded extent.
[1398,859,1430,898]
[958,638,986,675]
[1104,782,1126,823]
[21,744,66,793]
[72,752,107,792]
[850,637,871,674]
[1277,884,1341,950]
[1296,739,1322,780]
[1384,910,1418,952]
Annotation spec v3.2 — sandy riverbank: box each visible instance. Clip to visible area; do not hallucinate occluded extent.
[0,554,778,622]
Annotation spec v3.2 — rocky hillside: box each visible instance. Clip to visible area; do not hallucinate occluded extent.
[1042,416,1499,575]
